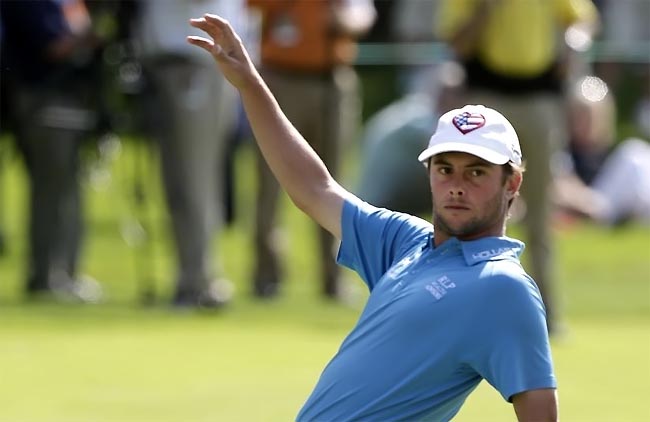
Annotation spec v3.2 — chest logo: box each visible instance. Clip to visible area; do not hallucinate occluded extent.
[385,247,425,280]
[425,275,456,300]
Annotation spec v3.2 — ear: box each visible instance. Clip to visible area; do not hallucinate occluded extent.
[505,170,522,200]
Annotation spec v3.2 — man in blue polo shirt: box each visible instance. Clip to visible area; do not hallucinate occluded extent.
[188,14,557,422]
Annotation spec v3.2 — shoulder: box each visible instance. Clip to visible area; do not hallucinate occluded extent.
[340,196,432,259]
[344,196,432,233]
[465,265,550,357]
[485,261,534,290]
[477,262,546,318]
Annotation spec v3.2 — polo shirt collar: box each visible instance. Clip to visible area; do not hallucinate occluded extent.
[461,236,525,265]
[430,234,524,265]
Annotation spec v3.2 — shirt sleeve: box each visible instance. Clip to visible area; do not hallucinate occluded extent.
[337,196,432,291]
[468,270,557,402]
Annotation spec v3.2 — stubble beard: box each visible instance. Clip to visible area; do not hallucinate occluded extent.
[432,191,507,239]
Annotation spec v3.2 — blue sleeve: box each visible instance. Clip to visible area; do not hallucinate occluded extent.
[468,272,556,402]
[336,196,432,291]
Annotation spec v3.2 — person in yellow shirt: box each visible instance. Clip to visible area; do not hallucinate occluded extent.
[437,0,599,334]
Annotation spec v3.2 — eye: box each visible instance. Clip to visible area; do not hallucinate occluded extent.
[469,168,486,177]
[437,166,452,175]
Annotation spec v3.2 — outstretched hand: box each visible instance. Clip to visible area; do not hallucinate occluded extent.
[187,14,258,89]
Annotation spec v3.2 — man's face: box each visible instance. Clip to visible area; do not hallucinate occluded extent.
[428,152,519,243]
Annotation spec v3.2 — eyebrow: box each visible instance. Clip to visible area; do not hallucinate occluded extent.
[432,156,493,168]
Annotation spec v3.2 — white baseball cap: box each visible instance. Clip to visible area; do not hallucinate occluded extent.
[418,105,522,166]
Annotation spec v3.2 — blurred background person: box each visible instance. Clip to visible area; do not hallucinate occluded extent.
[0,0,104,302]
[388,0,439,95]
[355,62,465,216]
[355,90,435,216]
[133,0,246,308]
[554,75,650,226]
[436,0,600,335]
[246,0,376,300]
[593,0,650,140]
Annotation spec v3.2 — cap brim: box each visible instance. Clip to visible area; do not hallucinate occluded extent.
[417,142,511,167]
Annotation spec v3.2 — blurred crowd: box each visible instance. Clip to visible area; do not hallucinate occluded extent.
[1,1,648,320]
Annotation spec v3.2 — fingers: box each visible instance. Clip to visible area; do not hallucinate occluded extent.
[186,36,221,55]
[189,17,216,37]
[188,14,245,64]
[189,14,236,41]
[188,16,227,57]
[204,14,237,39]
[204,14,229,27]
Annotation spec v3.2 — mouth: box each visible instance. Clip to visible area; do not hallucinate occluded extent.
[444,204,470,211]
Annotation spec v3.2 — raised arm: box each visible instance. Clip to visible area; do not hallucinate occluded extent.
[187,14,350,239]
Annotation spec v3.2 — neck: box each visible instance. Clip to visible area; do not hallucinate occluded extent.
[432,224,506,247]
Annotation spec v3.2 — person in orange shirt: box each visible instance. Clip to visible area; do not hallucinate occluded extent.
[246,0,376,299]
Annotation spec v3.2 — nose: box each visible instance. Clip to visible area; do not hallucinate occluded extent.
[449,186,464,197]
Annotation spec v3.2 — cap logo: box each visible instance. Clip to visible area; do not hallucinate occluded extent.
[452,112,485,134]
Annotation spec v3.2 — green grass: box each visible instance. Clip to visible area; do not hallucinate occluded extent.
[0,139,649,421]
